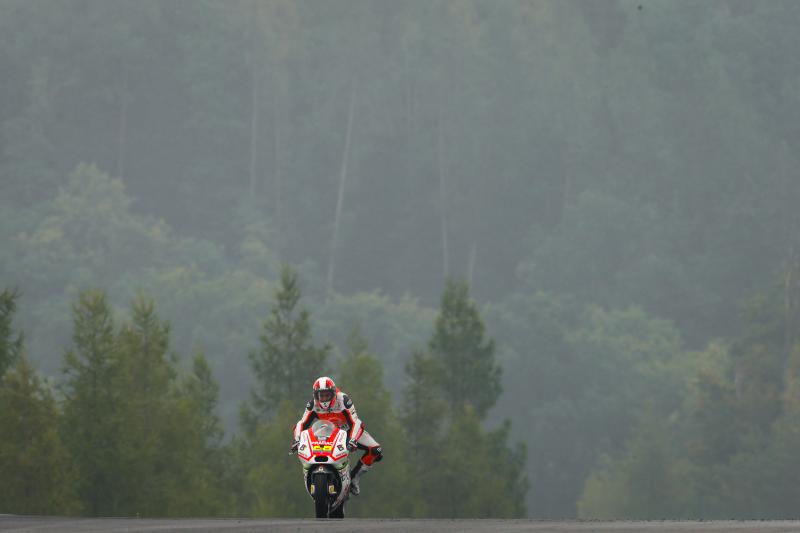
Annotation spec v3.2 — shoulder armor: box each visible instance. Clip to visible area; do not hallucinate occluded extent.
[342,394,353,409]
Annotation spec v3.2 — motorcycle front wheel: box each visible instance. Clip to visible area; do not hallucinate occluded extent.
[313,474,330,518]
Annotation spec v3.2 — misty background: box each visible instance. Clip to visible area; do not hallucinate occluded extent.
[2,0,800,520]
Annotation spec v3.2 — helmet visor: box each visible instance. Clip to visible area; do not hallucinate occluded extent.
[317,390,334,404]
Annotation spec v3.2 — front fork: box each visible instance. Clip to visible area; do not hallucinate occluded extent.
[302,465,312,498]
[303,464,351,503]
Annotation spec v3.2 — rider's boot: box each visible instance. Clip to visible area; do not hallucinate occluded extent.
[350,460,371,496]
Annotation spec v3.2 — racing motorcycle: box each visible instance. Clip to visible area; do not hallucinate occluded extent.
[293,419,352,518]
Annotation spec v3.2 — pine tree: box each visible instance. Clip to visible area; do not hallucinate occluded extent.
[112,295,229,517]
[238,265,331,516]
[337,327,414,517]
[113,293,176,516]
[184,352,224,449]
[182,353,234,516]
[0,358,80,515]
[246,264,330,422]
[0,290,77,516]
[171,352,231,516]
[402,280,525,517]
[338,327,394,437]
[61,289,121,516]
[112,294,205,516]
[403,350,445,463]
[429,279,500,419]
[437,409,527,518]
[239,401,310,517]
[402,349,460,517]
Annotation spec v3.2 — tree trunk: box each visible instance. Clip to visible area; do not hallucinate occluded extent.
[272,72,282,231]
[326,84,356,297]
[785,222,800,353]
[467,242,477,287]
[402,36,414,184]
[248,0,262,198]
[116,62,128,181]
[437,101,450,279]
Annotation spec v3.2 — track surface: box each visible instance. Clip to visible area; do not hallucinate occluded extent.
[3,517,800,533]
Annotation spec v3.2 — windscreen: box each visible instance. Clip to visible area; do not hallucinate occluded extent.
[311,420,336,440]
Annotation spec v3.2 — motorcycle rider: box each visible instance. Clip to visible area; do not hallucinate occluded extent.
[292,376,382,496]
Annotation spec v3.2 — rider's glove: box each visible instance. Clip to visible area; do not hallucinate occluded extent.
[290,440,300,453]
[347,438,358,451]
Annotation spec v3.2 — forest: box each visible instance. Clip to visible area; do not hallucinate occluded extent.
[2,0,800,519]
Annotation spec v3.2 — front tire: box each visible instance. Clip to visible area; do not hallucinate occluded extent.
[313,474,329,518]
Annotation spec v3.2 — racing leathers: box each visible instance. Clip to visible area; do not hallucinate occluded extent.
[293,389,382,495]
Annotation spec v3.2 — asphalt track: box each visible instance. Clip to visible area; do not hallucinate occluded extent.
[3,517,800,533]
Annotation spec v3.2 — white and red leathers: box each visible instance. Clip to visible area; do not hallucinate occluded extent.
[293,389,383,469]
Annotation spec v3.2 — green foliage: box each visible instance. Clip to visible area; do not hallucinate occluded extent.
[402,349,448,516]
[4,0,796,353]
[436,410,526,518]
[683,345,742,464]
[236,267,337,516]
[487,292,688,518]
[7,163,234,386]
[402,281,525,518]
[402,351,445,444]
[0,357,80,515]
[2,1,800,518]
[237,400,310,517]
[578,278,800,519]
[61,290,120,516]
[336,328,414,517]
[114,295,231,517]
[134,266,276,428]
[315,291,436,390]
[17,164,171,293]
[61,290,229,517]
[0,288,23,379]
[519,192,653,307]
[728,397,800,517]
[160,350,232,517]
[245,264,331,424]
[185,352,224,447]
[112,294,181,516]
[729,291,789,436]
[578,411,692,520]
[429,279,500,419]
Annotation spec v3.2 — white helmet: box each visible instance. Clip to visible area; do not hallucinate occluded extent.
[313,376,337,410]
